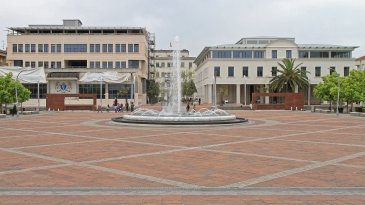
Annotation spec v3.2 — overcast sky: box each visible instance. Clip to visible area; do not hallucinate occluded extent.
[1,0,364,57]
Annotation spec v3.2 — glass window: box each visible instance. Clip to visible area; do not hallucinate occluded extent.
[51,44,56,53]
[115,44,120,52]
[120,61,126,68]
[181,62,185,67]
[134,44,139,52]
[272,67,277,76]
[233,50,252,58]
[257,66,263,77]
[128,44,133,52]
[286,50,292,58]
[120,44,126,52]
[115,61,121,68]
[31,61,36,68]
[212,50,232,58]
[299,51,309,58]
[301,66,307,73]
[90,44,95,52]
[189,62,193,68]
[25,44,30,52]
[38,44,43,52]
[102,44,107,53]
[344,66,350,76]
[25,61,30,67]
[95,61,100,68]
[23,84,47,99]
[272,50,277,59]
[44,61,49,68]
[95,44,100,52]
[253,51,264,58]
[108,84,131,99]
[108,44,113,53]
[38,61,43,67]
[161,62,165,67]
[214,66,220,77]
[31,44,36,52]
[228,66,234,77]
[50,61,56,68]
[242,66,248,77]
[56,62,61,68]
[56,44,61,53]
[108,61,113,68]
[128,60,139,68]
[64,44,87,52]
[102,61,108,68]
[315,66,321,77]
[44,44,49,53]
[12,44,17,53]
[310,51,329,58]
[329,66,336,75]
[331,51,351,58]
[90,61,95,68]
[79,84,106,99]
[18,44,23,52]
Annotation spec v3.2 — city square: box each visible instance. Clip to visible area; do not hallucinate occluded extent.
[0,110,364,204]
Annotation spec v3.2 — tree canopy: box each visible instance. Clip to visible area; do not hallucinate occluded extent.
[270,58,309,92]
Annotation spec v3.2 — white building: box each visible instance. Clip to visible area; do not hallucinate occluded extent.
[194,37,358,105]
[152,49,195,100]
[356,56,365,70]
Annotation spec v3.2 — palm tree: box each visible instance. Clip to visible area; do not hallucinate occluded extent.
[270,58,309,92]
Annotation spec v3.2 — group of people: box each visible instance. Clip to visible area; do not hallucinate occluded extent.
[97,98,135,113]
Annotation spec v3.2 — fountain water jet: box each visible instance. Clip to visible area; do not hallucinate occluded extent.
[112,36,247,125]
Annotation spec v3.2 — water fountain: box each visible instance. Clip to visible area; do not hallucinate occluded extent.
[112,36,247,125]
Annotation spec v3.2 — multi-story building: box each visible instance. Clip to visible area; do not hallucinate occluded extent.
[194,37,358,105]
[152,49,195,100]
[356,55,365,70]
[0,50,6,66]
[6,19,151,107]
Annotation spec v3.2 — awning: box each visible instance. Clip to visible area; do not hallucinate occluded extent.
[0,67,47,83]
[79,71,130,83]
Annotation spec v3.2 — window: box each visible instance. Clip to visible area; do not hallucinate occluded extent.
[214,66,220,77]
[331,51,351,58]
[102,44,108,53]
[25,44,30,52]
[13,44,17,53]
[310,51,329,58]
[167,62,172,68]
[242,66,248,77]
[25,61,30,67]
[120,44,126,52]
[102,61,108,68]
[38,61,43,67]
[128,44,139,53]
[233,50,252,58]
[56,61,61,68]
[344,66,350,76]
[181,62,185,67]
[64,44,87,52]
[23,84,47,99]
[44,61,49,68]
[228,66,234,77]
[108,84,130,99]
[56,44,61,53]
[95,61,100,68]
[31,61,36,68]
[44,44,49,53]
[161,62,165,67]
[51,61,56,68]
[79,84,106,99]
[272,67,277,76]
[90,44,95,52]
[212,50,232,58]
[299,51,309,58]
[31,44,36,52]
[108,61,113,68]
[301,66,307,73]
[51,44,56,53]
[18,44,23,52]
[253,51,264,58]
[38,44,43,52]
[272,50,277,59]
[108,44,113,53]
[330,66,336,75]
[155,62,160,68]
[189,62,193,68]
[128,60,139,68]
[90,61,95,68]
[257,66,263,77]
[315,66,321,77]
[286,50,292,58]
[95,44,100,52]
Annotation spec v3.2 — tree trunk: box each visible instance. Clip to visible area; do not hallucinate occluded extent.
[329,101,332,111]
[346,100,349,113]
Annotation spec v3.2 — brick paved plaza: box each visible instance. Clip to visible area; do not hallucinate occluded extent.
[0,109,364,204]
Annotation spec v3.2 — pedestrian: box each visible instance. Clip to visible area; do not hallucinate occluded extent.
[12,104,17,116]
[106,104,110,112]
[198,98,201,105]
[125,102,129,112]
[97,104,102,113]
[186,103,190,112]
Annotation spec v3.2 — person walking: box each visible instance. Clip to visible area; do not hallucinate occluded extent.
[198,98,201,105]
[186,103,190,112]
[131,102,135,112]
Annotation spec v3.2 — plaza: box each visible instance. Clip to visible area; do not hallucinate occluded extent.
[0,109,364,204]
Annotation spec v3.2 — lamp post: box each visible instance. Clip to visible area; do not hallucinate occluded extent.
[243,75,247,106]
[15,69,28,117]
[213,71,217,107]
[99,76,103,108]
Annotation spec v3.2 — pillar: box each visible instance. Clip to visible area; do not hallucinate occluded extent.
[207,84,212,104]
[236,84,241,104]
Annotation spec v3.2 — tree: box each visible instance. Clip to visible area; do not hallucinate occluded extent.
[314,73,343,111]
[270,58,309,92]
[341,70,365,112]
[0,73,31,114]
[147,80,160,104]
[218,85,228,105]
[118,87,130,104]
[181,69,197,97]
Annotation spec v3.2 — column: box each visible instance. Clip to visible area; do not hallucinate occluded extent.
[207,84,212,104]
[265,84,270,104]
[236,84,241,104]
[105,83,109,105]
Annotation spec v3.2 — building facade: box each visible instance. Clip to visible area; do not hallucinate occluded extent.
[356,56,365,70]
[151,49,195,100]
[6,19,152,107]
[0,50,6,66]
[194,37,358,105]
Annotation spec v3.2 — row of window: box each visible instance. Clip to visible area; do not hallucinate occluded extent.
[155,62,193,68]
[13,43,140,53]
[213,66,350,78]
[210,50,352,59]
[24,61,62,69]
[89,60,139,69]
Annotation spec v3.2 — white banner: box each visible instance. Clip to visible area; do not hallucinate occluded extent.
[0,67,47,83]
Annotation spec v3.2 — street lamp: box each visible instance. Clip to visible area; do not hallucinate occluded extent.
[15,69,29,117]
[213,71,217,107]
[243,75,247,106]
[307,73,311,106]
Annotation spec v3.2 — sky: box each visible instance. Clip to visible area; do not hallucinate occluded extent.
[1,0,365,57]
